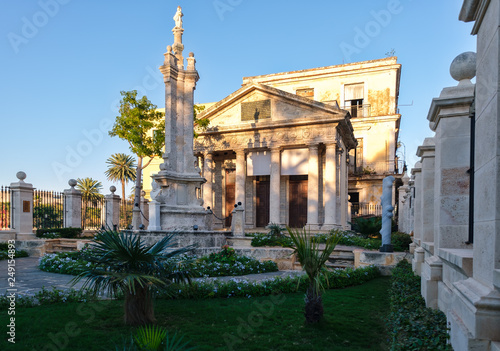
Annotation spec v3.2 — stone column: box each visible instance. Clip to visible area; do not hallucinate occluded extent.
[10,171,34,237]
[104,186,121,231]
[63,179,82,229]
[411,162,424,275]
[340,146,348,228]
[203,153,213,209]
[306,144,319,229]
[235,150,246,211]
[397,173,410,234]
[417,138,436,245]
[269,147,281,225]
[323,143,337,230]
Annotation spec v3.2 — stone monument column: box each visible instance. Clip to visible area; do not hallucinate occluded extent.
[203,153,213,209]
[10,171,34,237]
[269,147,281,225]
[306,144,319,229]
[63,179,82,229]
[322,143,337,230]
[149,6,209,231]
[104,186,121,231]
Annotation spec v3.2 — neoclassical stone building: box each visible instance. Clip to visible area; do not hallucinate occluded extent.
[193,83,356,230]
[144,57,403,230]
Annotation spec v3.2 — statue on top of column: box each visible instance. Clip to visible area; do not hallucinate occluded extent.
[173,6,183,28]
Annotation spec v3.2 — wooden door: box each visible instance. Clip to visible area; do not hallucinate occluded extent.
[289,178,308,228]
[225,169,235,227]
[256,179,270,227]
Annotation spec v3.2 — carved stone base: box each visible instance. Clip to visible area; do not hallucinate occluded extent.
[160,207,212,232]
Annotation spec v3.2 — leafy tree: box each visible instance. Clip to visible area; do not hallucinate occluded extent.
[286,227,341,323]
[71,230,194,326]
[76,177,103,229]
[105,153,137,200]
[109,91,165,229]
[193,104,209,138]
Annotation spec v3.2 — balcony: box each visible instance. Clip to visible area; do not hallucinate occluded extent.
[341,104,371,118]
[348,160,405,176]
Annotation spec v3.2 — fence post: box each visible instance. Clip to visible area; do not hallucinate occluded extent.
[231,202,245,237]
[63,179,82,229]
[10,171,34,238]
[104,186,121,231]
[141,191,149,230]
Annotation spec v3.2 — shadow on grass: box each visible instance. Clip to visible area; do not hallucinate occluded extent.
[1,277,390,351]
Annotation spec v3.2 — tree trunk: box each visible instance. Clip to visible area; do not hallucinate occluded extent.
[304,285,323,323]
[124,285,155,326]
[121,180,127,227]
[132,157,142,230]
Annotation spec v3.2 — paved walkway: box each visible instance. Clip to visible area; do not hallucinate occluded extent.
[0,257,304,296]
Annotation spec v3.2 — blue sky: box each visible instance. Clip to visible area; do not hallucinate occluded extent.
[0,0,475,192]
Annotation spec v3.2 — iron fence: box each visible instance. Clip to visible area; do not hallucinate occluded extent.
[351,202,382,218]
[0,186,11,230]
[33,189,64,230]
[120,199,134,230]
[81,196,104,230]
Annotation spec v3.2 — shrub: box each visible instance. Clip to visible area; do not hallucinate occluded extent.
[36,227,83,239]
[251,232,294,247]
[39,245,279,278]
[0,243,29,260]
[350,216,382,238]
[159,265,381,300]
[387,260,451,350]
[391,232,412,252]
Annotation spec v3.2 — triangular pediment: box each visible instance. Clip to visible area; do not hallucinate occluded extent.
[197,83,347,129]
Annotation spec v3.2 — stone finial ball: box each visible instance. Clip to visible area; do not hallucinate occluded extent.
[16,171,26,181]
[450,52,476,82]
[141,190,146,196]
[167,45,172,53]
[189,52,194,57]
[68,179,77,187]
[110,186,116,193]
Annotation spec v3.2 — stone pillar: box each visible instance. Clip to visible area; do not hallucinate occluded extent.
[269,147,281,225]
[63,179,82,229]
[417,138,436,245]
[104,186,121,231]
[411,162,424,275]
[231,203,245,237]
[10,171,34,237]
[203,153,213,209]
[306,144,319,229]
[235,150,246,212]
[148,200,161,231]
[398,173,410,233]
[323,143,337,230]
[141,191,149,230]
[340,145,348,228]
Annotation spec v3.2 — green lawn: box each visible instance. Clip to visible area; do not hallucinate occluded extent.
[1,277,390,351]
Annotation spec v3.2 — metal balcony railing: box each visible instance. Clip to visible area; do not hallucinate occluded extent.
[341,104,371,118]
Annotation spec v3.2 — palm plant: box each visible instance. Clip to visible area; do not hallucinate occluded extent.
[76,177,104,229]
[286,227,341,323]
[105,153,137,200]
[71,230,195,326]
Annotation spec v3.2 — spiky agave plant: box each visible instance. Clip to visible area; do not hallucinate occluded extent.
[71,230,195,326]
[286,227,341,323]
